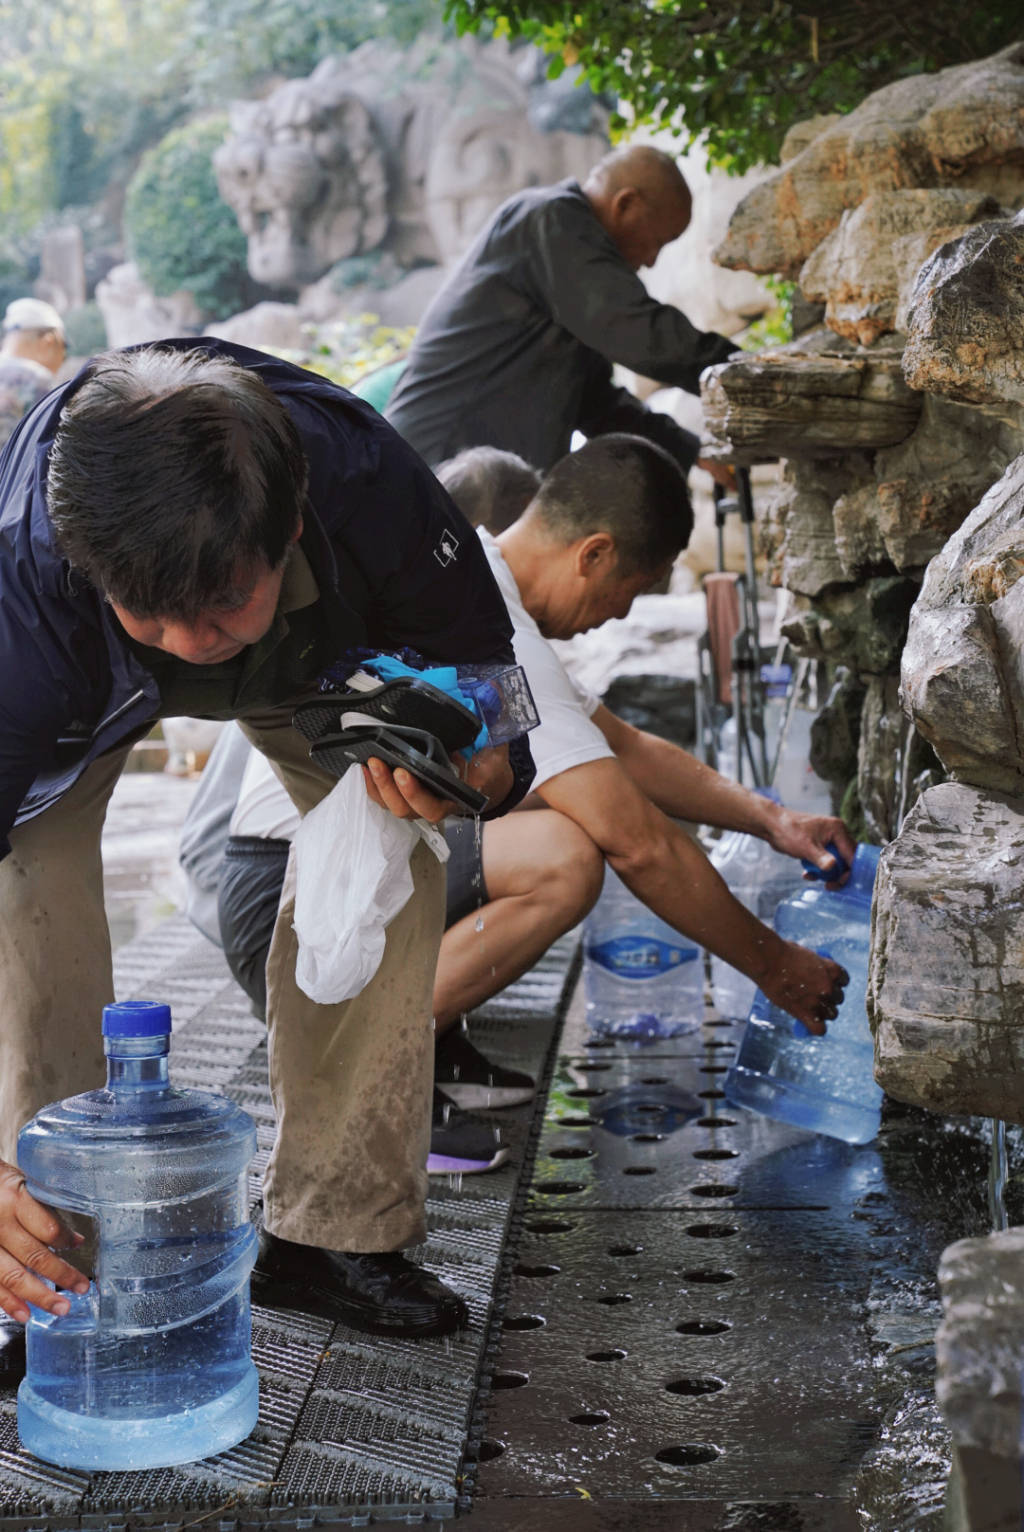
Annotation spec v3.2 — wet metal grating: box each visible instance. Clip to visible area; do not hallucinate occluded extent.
[0,917,579,1530]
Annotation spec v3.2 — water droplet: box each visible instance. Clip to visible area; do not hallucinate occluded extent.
[475,914,485,933]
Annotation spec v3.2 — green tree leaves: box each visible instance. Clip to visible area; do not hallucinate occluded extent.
[443,0,1022,171]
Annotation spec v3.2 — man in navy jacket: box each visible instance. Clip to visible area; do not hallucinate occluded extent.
[0,339,530,1345]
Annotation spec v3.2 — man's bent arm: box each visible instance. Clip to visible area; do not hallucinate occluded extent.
[592,706,855,878]
[538,754,845,1033]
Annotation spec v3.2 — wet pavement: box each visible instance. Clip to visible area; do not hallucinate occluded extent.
[0,763,1015,1528]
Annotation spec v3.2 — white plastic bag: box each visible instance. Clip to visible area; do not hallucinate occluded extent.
[292,768,447,1004]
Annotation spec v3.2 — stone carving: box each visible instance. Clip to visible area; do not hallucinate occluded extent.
[213,37,609,292]
[903,210,1024,406]
[714,42,1024,277]
[870,781,1024,1120]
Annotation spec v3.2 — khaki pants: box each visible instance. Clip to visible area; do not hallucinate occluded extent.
[0,709,445,1252]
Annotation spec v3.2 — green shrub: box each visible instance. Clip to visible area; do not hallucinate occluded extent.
[124,116,252,321]
[63,302,108,358]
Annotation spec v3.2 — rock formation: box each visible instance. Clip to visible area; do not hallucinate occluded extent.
[702,44,1024,842]
[936,1229,1024,1531]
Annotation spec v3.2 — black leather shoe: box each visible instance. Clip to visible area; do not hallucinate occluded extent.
[0,1321,26,1384]
[251,1230,469,1338]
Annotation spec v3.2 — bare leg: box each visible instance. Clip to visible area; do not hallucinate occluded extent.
[433,809,604,1031]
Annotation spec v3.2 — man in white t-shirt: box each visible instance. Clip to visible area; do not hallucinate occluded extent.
[191,435,853,1109]
[459,436,854,1035]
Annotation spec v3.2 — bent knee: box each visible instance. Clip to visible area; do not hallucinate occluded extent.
[543,821,604,919]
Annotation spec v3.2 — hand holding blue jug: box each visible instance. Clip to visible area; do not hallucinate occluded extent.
[725,843,883,1145]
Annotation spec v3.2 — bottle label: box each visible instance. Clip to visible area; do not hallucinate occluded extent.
[587,936,699,980]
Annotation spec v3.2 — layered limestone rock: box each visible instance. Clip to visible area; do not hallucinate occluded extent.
[800,188,1003,347]
[903,210,1024,406]
[703,43,1024,833]
[936,1229,1024,1532]
[900,456,1024,799]
[870,782,1024,1118]
[701,334,921,463]
[715,43,1024,277]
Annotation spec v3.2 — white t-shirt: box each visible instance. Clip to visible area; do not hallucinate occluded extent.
[230,748,301,840]
[477,529,614,791]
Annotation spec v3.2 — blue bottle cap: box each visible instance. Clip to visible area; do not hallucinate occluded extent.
[800,841,850,881]
[102,1001,173,1038]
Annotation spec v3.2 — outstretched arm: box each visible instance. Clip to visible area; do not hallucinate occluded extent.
[538,754,847,1034]
[593,706,856,882]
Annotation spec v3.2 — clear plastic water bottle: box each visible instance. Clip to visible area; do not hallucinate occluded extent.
[17,1000,259,1470]
[724,843,883,1145]
[709,789,806,1021]
[583,867,704,1039]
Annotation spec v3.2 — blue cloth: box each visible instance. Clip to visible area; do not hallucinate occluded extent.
[0,338,534,857]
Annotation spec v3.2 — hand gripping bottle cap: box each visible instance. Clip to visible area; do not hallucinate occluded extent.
[101,1001,173,1038]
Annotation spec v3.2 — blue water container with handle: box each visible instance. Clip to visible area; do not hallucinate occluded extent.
[724,843,883,1145]
[17,1000,259,1470]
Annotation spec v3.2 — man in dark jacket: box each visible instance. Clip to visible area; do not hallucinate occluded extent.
[386,144,737,480]
[0,339,531,1347]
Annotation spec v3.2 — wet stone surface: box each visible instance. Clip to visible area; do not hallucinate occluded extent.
[473,985,1023,1529]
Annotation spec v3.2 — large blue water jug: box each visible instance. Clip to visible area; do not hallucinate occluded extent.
[724,843,883,1145]
[583,867,704,1039]
[17,1001,259,1470]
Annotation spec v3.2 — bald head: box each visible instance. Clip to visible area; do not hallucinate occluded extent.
[583,146,692,270]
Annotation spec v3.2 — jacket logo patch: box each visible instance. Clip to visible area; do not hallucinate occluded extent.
[433,528,460,567]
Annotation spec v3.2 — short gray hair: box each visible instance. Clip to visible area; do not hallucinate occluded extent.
[436,446,541,534]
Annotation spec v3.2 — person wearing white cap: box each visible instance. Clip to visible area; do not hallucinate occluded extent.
[0,298,67,449]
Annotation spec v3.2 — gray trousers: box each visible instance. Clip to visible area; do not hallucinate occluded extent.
[0,707,445,1252]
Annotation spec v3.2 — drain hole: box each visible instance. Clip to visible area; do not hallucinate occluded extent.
[570,1410,611,1426]
[686,1224,738,1239]
[695,1116,737,1128]
[502,1314,546,1331]
[693,1148,739,1160]
[555,1116,593,1128]
[514,1263,560,1278]
[684,1269,736,1284]
[582,1062,613,1072]
[587,1348,627,1362]
[705,1019,734,1028]
[666,1376,726,1396]
[692,1184,738,1198]
[492,1371,529,1389]
[597,1292,633,1305]
[526,1219,575,1234]
[567,1088,607,1099]
[538,1182,584,1196]
[698,1089,726,1100]
[640,1075,669,1085]
[476,1439,505,1462]
[549,1146,595,1160]
[656,1443,720,1466]
[635,1105,665,1116]
[585,1037,615,1048]
[608,1244,642,1257]
[676,1319,732,1336]
[700,1066,729,1075]
[705,1041,735,1050]
[631,1132,665,1143]
[624,1166,656,1176]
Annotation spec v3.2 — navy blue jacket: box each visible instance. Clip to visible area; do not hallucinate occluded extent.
[0,339,530,859]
